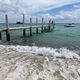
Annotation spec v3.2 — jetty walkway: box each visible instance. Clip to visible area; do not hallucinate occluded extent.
[0,14,55,42]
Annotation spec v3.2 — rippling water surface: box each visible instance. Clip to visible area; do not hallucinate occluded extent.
[0,23,80,50]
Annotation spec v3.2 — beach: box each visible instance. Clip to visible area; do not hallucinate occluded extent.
[0,45,80,80]
[0,0,80,80]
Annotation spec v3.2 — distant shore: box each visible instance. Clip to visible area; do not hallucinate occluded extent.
[0,45,80,80]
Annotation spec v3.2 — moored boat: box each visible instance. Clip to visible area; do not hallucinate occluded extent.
[16,21,23,24]
[64,23,76,27]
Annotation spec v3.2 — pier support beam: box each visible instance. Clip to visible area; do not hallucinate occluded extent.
[41,18,44,33]
[30,18,32,36]
[5,15,10,42]
[23,14,26,36]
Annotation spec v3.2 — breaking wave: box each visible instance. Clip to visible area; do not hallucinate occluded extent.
[0,45,80,80]
[1,45,80,59]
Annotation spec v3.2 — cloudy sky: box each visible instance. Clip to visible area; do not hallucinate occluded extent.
[0,0,80,23]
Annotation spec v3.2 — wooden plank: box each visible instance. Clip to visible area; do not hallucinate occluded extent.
[0,27,29,32]
[0,28,7,32]
[10,27,30,30]
[0,25,48,32]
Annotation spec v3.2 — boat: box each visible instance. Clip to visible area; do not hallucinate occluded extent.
[64,23,76,27]
[16,21,23,24]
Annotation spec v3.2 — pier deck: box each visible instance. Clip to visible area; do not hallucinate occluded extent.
[0,26,46,32]
[0,14,55,42]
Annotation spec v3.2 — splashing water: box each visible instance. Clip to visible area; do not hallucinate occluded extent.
[0,45,80,80]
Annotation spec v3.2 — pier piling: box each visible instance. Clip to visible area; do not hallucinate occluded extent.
[23,14,26,36]
[0,32,2,41]
[52,20,55,29]
[5,15,10,42]
[23,29,26,36]
[6,30,10,42]
[41,18,44,33]
[30,18,32,36]
[36,18,38,33]
[48,19,51,32]
[0,15,55,42]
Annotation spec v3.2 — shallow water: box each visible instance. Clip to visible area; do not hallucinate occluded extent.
[0,23,80,50]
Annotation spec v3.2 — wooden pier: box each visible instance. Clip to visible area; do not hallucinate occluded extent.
[0,14,55,42]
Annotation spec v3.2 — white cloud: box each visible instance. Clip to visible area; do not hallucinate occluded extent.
[0,0,80,14]
[73,5,80,8]
[0,0,80,23]
[39,6,80,23]
[53,8,80,23]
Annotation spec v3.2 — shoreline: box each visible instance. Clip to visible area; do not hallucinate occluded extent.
[1,45,80,59]
[0,45,80,80]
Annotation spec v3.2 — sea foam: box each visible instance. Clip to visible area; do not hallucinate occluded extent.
[0,45,80,80]
[0,45,80,60]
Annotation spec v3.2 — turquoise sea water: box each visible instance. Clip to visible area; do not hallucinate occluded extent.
[0,23,80,50]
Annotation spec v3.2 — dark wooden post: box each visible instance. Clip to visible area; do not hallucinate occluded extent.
[30,17,32,36]
[44,27,46,32]
[23,14,26,36]
[5,14,10,41]
[48,19,51,32]
[52,20,55,29]
[41,17,44,32]
[0,32,2,41]
[36,17,38,33]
